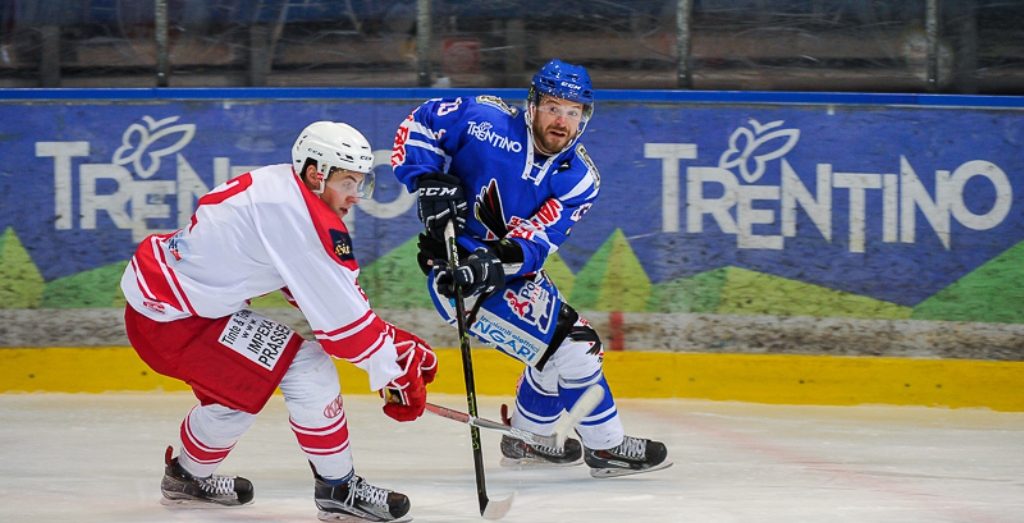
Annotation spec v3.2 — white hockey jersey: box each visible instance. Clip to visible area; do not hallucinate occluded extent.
[120,164,402,390]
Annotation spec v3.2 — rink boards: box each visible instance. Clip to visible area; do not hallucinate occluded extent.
[1,346,1021,412]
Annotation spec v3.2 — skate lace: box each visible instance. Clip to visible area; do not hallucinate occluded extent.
[349,476,389,509]
[197,475,235,497]
[614,436,647,460]
[534,442,567,456]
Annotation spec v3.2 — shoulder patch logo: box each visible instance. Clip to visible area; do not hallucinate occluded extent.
[329,229,355,263]
[476,95,517,116]
[576,144,600,190]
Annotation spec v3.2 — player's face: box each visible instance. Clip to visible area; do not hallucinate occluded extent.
[531,96,583,155]
[320,169,365,220]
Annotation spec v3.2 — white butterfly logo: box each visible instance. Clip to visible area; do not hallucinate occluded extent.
[718,119,800,183]
[113,115,196,179]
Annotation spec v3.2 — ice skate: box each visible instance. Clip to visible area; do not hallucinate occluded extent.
[584,435,673,478]
[500,433,584,467]
[314,470,411,522]
[160,446,254,506]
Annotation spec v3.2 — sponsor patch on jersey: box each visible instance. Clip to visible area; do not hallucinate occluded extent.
[218,310,293,371]
[476,95,517,116]
[471,314,545,365]
[576,143,601,190]
[330,229,355,263]
[503,279,556,334]
[467,121,523,153]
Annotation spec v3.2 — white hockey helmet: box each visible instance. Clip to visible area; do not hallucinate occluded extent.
[291,121,375,196]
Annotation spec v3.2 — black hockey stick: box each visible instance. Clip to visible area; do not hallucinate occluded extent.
[444,220,514,520]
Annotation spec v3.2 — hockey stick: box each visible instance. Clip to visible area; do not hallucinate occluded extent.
[425,402,559,448]
[425,384,605,450]
[444,220,514,520]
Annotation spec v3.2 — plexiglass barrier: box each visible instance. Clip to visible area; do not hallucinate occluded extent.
[0,0,1021,93]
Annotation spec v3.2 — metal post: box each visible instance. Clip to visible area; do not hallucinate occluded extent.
[249,25,270,87]
[925,0,940,92]
[39,25,60,87]
[155,0,170,87]
[954,2,978,93]
[676,0,693,89]
[504,18,525,87]
[416,0,432,87]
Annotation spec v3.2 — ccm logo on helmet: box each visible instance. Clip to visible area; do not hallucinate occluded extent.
[419,186,458,197]
[560,81,582,90]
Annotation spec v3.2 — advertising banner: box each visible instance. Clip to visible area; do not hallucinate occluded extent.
[1,93,1021,323]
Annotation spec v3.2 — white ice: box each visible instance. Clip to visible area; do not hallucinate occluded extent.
[1,393,1022,523]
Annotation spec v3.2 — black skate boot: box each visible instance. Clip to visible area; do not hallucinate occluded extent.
[584,435,673,478]
[500,434,584,467]
[313,469,411,522]
[160,446,254,506]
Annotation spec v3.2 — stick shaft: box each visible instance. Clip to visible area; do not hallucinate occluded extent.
[445,221,491,515]
[424,402,559,448]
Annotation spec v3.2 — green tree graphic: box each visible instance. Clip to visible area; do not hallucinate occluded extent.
[0,228,45,308]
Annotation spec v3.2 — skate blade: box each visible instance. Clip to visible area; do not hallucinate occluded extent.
[499,456,583,468]
[589,460,674,479]
[316,510,412,522]
[160,496,250,509]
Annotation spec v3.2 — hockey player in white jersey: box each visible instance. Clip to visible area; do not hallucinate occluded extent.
[121,121,434,522]
[392,59,671,478]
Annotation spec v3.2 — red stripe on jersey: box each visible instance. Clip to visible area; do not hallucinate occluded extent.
[314,311,389,363]
[280,287,300,309]
[314,309,375,339]
[154,236,198,316]
[343,334,386,365]
[130,257,156,302]
[180,409,235,465]
[133,235,187,313]
[293,174,360,272]
[290,414,351,456]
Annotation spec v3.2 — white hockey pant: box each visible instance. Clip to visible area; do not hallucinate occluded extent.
[178,340,355,480]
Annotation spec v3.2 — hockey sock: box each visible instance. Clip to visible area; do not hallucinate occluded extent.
[559,373,623,450]
[511,367,562,434]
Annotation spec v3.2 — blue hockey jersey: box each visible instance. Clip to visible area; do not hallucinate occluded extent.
[392,95,601,278]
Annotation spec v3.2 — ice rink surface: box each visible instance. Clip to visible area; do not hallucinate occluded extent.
[1,392,1022,523]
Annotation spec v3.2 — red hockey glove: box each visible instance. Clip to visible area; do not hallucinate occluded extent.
[381,327,437,422]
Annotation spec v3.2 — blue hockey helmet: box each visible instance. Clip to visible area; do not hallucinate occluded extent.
[529,59,594,107]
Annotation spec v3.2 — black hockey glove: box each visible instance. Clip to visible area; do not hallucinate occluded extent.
[436,248,505,298]
[415,233,447,276]
[416,172,467,241]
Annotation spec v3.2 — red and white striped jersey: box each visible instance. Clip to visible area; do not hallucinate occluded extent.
[120,164,401,389]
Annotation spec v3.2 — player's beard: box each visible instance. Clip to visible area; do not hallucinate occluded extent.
[533,123,573,155]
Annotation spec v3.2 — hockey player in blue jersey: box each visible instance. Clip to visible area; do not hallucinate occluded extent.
[391,59,670,478]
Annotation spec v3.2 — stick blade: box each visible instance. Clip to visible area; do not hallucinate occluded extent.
[554,384,605,448]
[481,491,516,520]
